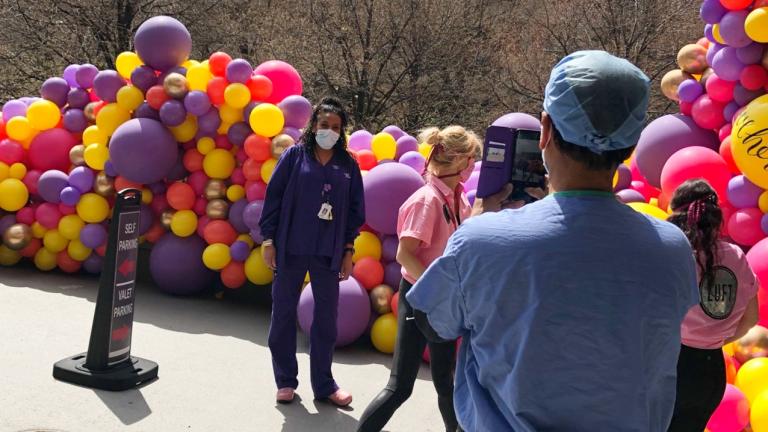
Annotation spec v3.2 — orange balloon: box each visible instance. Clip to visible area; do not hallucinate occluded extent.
[209,52,231,77]
[146,85,169,110]
[144,222,165,243]
[356,150,378,171]
[203,220,237,245]
[183,149,204,172]
[244,134,272,162]
[725,353,738,384]
[247,75,273,101]
[207,77,228,106]
[352,257,385,290]
[167,182,196,210]
[114,176,143,192]
[242,158,263,181]
[57,250,82,273]
[221,261,246,289]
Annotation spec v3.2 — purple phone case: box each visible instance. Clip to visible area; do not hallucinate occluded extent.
[476,126,517,198]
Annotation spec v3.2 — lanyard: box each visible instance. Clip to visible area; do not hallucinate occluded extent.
[429,183,461,230]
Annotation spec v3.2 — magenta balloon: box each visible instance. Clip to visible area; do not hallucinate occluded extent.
[228,199,249,233]
[62,109,88,133]
[67,88,90,109]
[80,223,107,249]
[40,77,70,107]
[349,130,373,151]
[712,47,745,81]
[150,234,214,295]
[75,64,99,89]
[29,128,77,172]
[728,175,764,209]
[133,16,192,72]
[62,64,80,87]
[737,43,764,65]
[384,261,402,290]
[159,100,187,126]
[227,122,251,147]
[382,125,405,141]
[692,95,726,130]
[363,162,425,235]
[381,235,399,262]
[492,112,541,130]
[130,65,158,92]
[399,151,425,173]
[68,166,95,193]
[297,277,371,347]
[395,135,419,160]
[635,114,719,188]
[183,91,211,116]
[93,70,126,102]
[729,208,765,246]
[109,118,178,184]
[37,170,69,203]
[719,10,751,48]
[2,100,27,122]
[278,95,313,129]
[616,189,647,203]
[226,59,253,84]
[253,60,303,104]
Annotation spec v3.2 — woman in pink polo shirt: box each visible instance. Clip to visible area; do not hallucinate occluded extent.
[667,179,760,432]
[358,126,480,432]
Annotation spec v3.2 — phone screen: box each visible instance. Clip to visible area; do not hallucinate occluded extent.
[511,130,545,188]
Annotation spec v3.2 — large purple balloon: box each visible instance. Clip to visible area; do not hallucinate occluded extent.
[2,100,27,122]
[62,109,88,133]
[635,114,719,188]
[67,88,90,109]
[700,0,727,24]
[243,200,265,230]
[75,64,99,89]
[278,95,313,129]
[712,47,745,82]
[349,130,373,151]
[134,16,192,72]
[184,91,211,116]
[40,77,70,107]
[93,70,126,103]
[226,59,253,84]
[298,277,371,347]
[382,125,405,141]
[37,170,69,203]
[384,261,402,290]
[68,166,95,193]
[229,199,249,233]
[364,163,425,235]
[62,64,80,87]
[492,112,541,130]
[149,234,214,295]
[80,223,107,249]
[719,11,751,49]
[728,175,764,209]
[131,65,159,93]
[159,100,187,126]
[395,135,419,160]
[109,118,178,184]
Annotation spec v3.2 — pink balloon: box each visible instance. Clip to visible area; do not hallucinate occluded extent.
[28,129,78,172]
[706,74,736,103]
[253,60,303,105]
[35,202,62,229]
[660,146,731,200]
[728,208,766,246]
[706,384,749,432]
[747,238,768,293]
[692,95,727,130]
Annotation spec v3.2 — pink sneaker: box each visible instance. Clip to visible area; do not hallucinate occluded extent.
[327,389,353,407]
[276,387,295,404]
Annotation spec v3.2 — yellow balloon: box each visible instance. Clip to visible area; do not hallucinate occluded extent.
[736,357,768,403]
[732,95,768,189]
[0,245,21,266]
[170,115,198,142]
[418,142,432,159]
[713,24,726,45]
[58,214,85,241]
[31,222,47,239]
[116,85,144,112]
[219,104,244,124]
[226,185,246,202]
[115,51,143,79]
[27,100,60,130]
[746,8,768,44]
[67,240,92,262]
[0,178,29,211]
[96,103,131,136]
[261,158,277,183]
[83,125,108,146]
[6,116,32,141]
[140,188,153,205]
[245,246,274,285]
[43,229,69,253]
[170,210,197,237]
[224,83,251,109]
[217,121,233,135]
[0,163,8,180]
[9,163,27,180]
[202,243,232,270]
[371,133,397,161]
[34,247,57,271]
[84,143,109,171]
[353,231,382,262]
[76,193,110,223]
[751,390,768,431]
[203,149,236,179]
[249,103,285,138]
[197,137,216,155]
[723,343,736,357]
[627,202,668,221]
[237,234,255,248]
[759,191,768,213]
[187,64,213,92]
[182,59,200,69]
[371,313,398,354]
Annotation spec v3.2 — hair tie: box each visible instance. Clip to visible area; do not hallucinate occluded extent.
[422,142,444,176]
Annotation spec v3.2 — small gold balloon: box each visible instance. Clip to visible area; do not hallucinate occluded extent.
[733,325,768,364]
[160,210,175,229]
[271,134,295,159]
[370,285,395,315]
[69,144,86,166]
[84,102,98,122]
[206,199,230,220]
[677,44,709,75]
[660,69,693,102]
[93,172,115,197]
[163,73,189,100]
[3,223,32,251]
[699,68,715,88]
[204,179,228,200]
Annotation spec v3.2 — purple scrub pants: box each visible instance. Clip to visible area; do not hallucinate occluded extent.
[268,254,340,398]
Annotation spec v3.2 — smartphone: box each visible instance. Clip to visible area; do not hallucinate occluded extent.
[508,129,545,203]
[477,126,545,203]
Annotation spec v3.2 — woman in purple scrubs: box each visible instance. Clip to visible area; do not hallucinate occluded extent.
[259,97,365,407]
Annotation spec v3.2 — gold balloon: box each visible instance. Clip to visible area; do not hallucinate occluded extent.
[733,325,768,364]
[677,44,709,75]
[84,102,98,122]
[370,285,395,315]
[69,144,86,166]
[271,134,295,159]
[3,223,32,251]
[660,69,693,102]
[93,172,115,197]
[160,210,175,229]
[206,199,230,220]
[163,73,189,100]
[204,179,228,200]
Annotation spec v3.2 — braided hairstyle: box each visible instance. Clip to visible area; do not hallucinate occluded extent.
[668,179,723,290]
[299,96,352,161]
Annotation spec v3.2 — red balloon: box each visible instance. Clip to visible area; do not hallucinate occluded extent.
[352,257,384,290]
[16,206,35,225]
[207,77,228,106]
[356,150,378,171]
[215,134,232,150]
[0,118,6,140]
[242,158,263,181]
[20,238,41,258]
[236,148,248,164]
[144,222,165,243]
[146,85,169,111]
[247,74,273,101]
[0,139,25,164]
[391,291,399,318]
[167,182,196,210]
[679,100,693,117]
[57,250,82,273]
[728,208,765,246]
[721,201,736,238]
[28,128,77,172]
[183,149,204,172]
[209,52,232,77]
[719,137,740,174]
[193,197,207,216]
[221,261,246,289]
[197,215,210,238]
[720,0,753,10]
[244,134,272,161]
[719,123,733,142]
[203,220,237,245]
[660,146,731,200]
[35,202,62,229]
[740,65,768,91]
[114,176,143,191]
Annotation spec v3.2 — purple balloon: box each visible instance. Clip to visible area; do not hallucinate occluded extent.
[707,42,723,66]
[700,0,727,24]
[230,240,250,262]
[130,65,159,93]
[149,181,167,195]
[226,59,253,84]
[464,170,480,191]
[62,64,80,87]
[762,214,768,236]
[109,118,179,184]
[298,277,371,347]
[249,228,264,244]
[381,235,399,263]
[737,43,764,65]
[467,190,477,206]
[184,91,211,116]
[349,130,373,151]
[243,200,265,230]
[68,166,95,193]
[198,107,221,132]
[364,163,425,235]
[734,84,765,107]
[2,100,27,122]
[40,77,70,107]
[75,64,99,89]
[149,234,215,295]
[0,215,17,236]
[399,151,425,173]
[492,112,541,130]
[281,126,301,142]
[384,261,402,290]
[159,100,187,126]
[62,109,88,133]
[165,149,188,182]
[139,204,153,236]
[134,16,192,72]
[705,24,716,44]
[37,170,69,203]
[134,102,160,120]
[719,11,751,48]
[229,199,249,233]
[104,160,118,177]
[67,88,90,109]
[724,102,741,122]
[244,102,259,122]
[278,95,313,129]
[80,223,107,249]
[158,67,187,83]
[617,189,647,203]
[83,253,103,274]
[728,175,764,209]
[382,125,405,141]
[227,122,251,146]
[59,186,81,206]
[635,114,719,188]
[678,79,704,103]
[93,70,126,103]
[614,165,632,191]
[712,47,745,81]
[395,135,419,160]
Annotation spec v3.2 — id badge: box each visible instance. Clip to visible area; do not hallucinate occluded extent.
[318,202,333,221]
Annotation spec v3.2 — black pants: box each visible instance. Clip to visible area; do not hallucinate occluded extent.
[667,344,726,432]
[358,279,460,432]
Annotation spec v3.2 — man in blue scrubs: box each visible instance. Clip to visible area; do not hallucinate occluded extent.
[406,51,699,431]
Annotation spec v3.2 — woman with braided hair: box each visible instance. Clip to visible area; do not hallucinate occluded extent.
[667,179,760,432]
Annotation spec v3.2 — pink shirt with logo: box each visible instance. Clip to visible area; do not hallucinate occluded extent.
[397,176,471,284]
[681,241,760,349]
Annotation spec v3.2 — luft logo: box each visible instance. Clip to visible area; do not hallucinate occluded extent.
[699,266,738,320]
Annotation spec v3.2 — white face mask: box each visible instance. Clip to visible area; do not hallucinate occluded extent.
[315,129,340,150]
